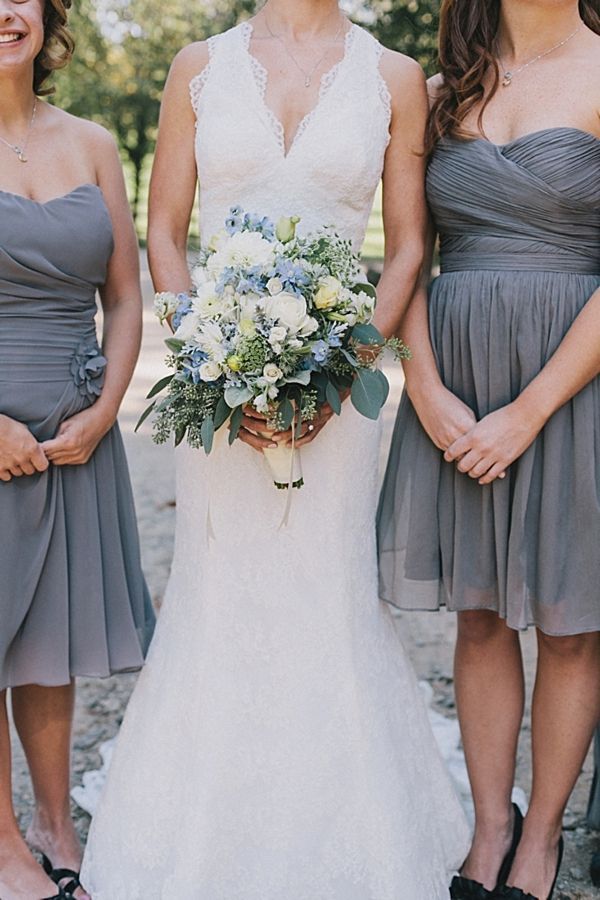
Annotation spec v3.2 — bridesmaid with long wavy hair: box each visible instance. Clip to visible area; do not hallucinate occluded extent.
[0,0,154,898]
[378,1,600,898]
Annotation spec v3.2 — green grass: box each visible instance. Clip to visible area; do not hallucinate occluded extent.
[126,156,385,261]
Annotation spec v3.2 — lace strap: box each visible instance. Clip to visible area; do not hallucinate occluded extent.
[373,41,392,123]
[189,35,218,115]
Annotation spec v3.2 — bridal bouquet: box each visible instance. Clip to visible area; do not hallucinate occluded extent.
[140,208,408,489]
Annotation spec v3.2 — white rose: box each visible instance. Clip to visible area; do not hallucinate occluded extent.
[199,361,222,382]
[314,276,343,310]
[263,363,283,384]
[268,326,287,346]
[207,231,275,277]
[153,291,179,324]
[264,292,316,337]
[267,277,284,295]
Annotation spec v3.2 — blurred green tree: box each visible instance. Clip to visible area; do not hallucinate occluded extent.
[360,0,439,74]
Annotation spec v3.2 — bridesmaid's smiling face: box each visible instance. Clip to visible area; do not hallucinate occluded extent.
[0,0,44,79]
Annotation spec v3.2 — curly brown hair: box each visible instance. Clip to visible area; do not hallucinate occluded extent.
[427,0,600,151]
[34,0,75,96]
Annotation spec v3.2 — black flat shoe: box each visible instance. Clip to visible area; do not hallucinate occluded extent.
[41,853,84,898]
[493,835,564,900]
[42,890,70,900]
[450,803,524,900]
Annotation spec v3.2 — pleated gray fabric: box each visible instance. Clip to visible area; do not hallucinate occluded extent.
[0,184,155,688]
[377,129,600,636]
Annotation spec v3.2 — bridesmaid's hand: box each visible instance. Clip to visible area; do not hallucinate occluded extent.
[444,401,545,484]
[0,414,49,481]
[410,384,477,453]
[41,407,115,466]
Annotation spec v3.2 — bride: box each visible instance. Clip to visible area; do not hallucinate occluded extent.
[81,1,470,896]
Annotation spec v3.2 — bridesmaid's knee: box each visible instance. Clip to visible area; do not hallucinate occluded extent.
[537,628,600,660]
[456,609,512,645]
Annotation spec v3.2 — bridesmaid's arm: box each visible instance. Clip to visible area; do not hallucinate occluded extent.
[147,43,208,299]
[445,286,600,484]
[43,126,143,465]
[397,222,478,452]
[373,53,428,339]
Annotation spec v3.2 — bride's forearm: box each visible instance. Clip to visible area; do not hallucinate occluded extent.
[372,239,423,340]
[148,228,192,295]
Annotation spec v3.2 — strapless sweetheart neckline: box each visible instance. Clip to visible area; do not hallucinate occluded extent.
[464,125,600,150]
[0,182,103,207]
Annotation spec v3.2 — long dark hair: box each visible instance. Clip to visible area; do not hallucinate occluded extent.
[427,0,600,150]
[34,0,75,95]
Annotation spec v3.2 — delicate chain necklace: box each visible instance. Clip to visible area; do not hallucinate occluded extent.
[498,24,581,87]
[263,11,345,88]
[0,97,38,163]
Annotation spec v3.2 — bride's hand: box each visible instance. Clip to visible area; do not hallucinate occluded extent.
[236,406,280,453]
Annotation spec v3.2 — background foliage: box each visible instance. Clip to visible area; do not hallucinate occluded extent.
[53,0,440,238]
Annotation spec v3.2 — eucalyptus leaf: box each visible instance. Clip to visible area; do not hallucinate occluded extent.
[174,423,187,446]
[351,368,386,420]
[326,381,342,415]
[164,337,185,353]
[135,400,156,433]
[375,368,390,405]
[146,374,174,399]
[200,416,215,455]
[213,397,232,431]
[284,369,312,386]
[278,398,294,431]
[351,323,385,346]
[228,405,244,445]
[224,385,253,407]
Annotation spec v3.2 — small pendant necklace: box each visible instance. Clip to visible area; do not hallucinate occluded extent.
[498,24,581,87]
[0,97,38,163]
[263,12,345,88]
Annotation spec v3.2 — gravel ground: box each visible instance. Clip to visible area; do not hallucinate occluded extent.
[11,253,599,898]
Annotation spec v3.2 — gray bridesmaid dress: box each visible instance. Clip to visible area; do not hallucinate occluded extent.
[0,184,155,688]
[377,128,600,636]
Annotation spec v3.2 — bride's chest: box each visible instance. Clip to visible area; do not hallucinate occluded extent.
[194,74,390,199]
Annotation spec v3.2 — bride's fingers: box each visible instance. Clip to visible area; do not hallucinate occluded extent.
[239,414,276,435]
[237,427,278,452]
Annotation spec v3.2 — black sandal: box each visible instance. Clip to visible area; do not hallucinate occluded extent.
[41,853,84,897]
[493,835,564,900]
[450,803,524,899]
[42,890,70,900]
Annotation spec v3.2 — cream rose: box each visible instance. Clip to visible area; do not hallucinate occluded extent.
[314,276,342,310]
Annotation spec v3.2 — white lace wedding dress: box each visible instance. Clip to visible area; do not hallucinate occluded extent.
[81,22,470,899]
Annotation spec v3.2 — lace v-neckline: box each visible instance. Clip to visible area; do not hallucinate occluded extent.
[241,21,357,159]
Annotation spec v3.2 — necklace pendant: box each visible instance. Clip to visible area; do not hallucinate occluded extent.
[502,72,513,87]
[16,148,27,163]
[304,76,311,88]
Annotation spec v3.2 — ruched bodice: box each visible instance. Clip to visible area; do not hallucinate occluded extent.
[428,128,600,274]
[0,184,153,689]
[379,128,600,636]
[190,23,391,251]
[0,185,113,387]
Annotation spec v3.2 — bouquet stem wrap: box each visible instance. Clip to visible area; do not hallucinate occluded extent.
[262,444,303,490]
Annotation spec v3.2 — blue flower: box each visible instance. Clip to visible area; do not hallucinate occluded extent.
[311,340,330,364]
[70,340,107,399]
[172,293,193,330]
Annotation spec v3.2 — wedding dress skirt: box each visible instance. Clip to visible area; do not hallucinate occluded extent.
[82,21,470,898]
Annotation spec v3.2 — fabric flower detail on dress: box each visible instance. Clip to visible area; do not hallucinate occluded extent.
[70,341,107,400]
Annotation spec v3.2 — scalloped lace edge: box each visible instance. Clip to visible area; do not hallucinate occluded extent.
[189,35,218,115]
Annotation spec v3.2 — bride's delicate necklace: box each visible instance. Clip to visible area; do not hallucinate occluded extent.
[263,11,345,88]
[0,97,38,163]
[497,24,581,87]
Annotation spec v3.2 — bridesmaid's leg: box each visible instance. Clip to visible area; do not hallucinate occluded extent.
[11,682,91,899]
[0,689,59,899]
[454,610,525,889]
[507,629,600,898]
